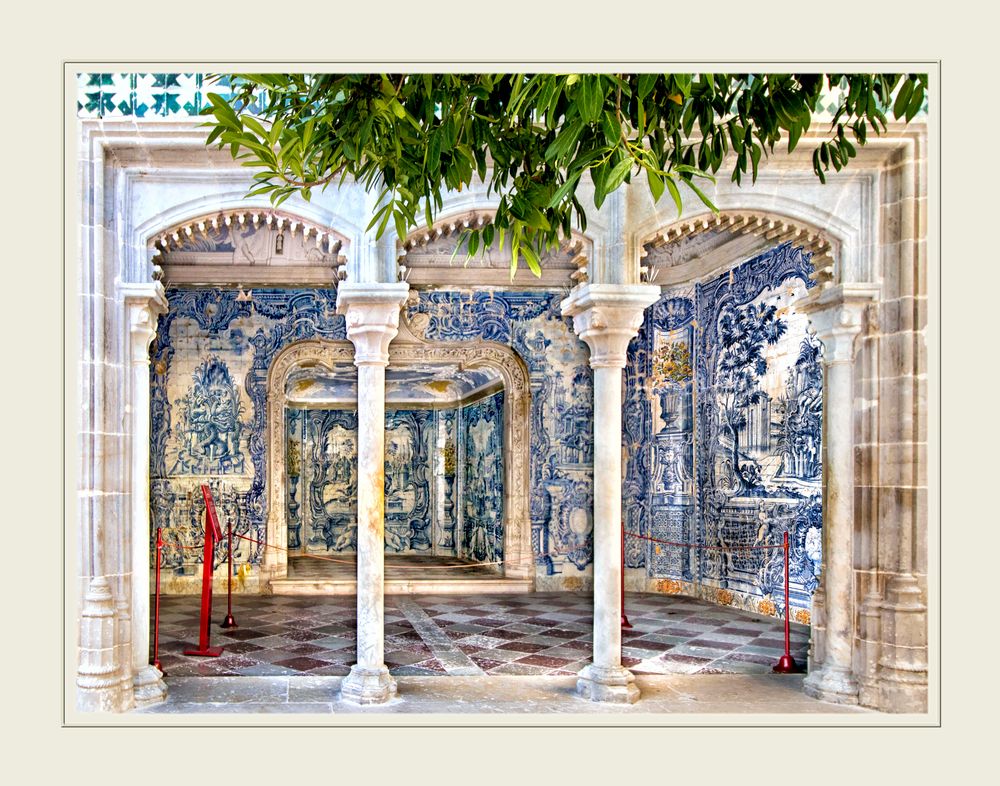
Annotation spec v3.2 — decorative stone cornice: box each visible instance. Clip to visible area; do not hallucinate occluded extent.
[797,283,880,364]
[150,208,347,256]
[335,283,411,366]
[641,209,838,271]
[397,209,590,283]
[560,284,660,368]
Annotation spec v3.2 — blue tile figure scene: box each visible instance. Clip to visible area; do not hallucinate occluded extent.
[624,243,823,617]
[149,248,821,617]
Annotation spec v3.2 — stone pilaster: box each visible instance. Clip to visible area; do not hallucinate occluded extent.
[799,283,877,705]
[561,283,660,704]
[336,282,409,705]
[122,283,169,707]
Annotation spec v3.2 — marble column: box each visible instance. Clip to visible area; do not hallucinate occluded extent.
[561,283,659,703]
[336,282,409,705]
[122,284,169,706]
[799,283,877,705]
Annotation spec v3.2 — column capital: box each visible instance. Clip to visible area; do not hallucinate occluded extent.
[560,284,660,368]
[797,283,879,364]
[336,282,410,366]
[121,282,169,355]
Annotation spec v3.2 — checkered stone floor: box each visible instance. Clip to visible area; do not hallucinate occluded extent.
[153,592,809,678]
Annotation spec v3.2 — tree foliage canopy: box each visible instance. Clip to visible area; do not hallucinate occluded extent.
[202,72,926,276]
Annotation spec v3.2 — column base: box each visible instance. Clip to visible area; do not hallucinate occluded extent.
[576,664,640,704]
[803,664,859,705]
[339,665,398,706]
[133,665,168,708]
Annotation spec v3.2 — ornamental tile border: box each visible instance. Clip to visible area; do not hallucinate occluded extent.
[76,73,928,119]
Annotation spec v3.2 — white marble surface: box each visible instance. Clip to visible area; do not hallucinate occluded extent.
[562,284,659,703]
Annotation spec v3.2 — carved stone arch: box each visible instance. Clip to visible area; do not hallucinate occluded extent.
[149,207,351,255]
[145,206,354,288]
[129,193,359,286]
[263,339,357,578]
[262,334,534,584]
[638,208,841,290]
[397,207,593,289]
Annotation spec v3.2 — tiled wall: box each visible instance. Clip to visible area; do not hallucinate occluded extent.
[624,243,823,617]
[404,291,597,584]
[287,407,451,555]
[151,263,821,612]
[458,391,505,564]
[151,287,346,576]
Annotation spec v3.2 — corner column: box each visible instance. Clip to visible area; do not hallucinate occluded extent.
[336,282,409,705]
[800,283,877,705]
[561,283,659,704]
[122,284,169,706]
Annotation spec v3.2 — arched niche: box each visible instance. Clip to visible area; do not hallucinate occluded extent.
[397,208,593,289]
[147,206,352,287]
[262,326,533,583]
[638,208,839,288]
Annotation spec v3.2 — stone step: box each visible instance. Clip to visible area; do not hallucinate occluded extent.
[268,577,534,596]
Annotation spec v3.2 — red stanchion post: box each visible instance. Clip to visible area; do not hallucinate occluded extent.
[220,518,237,629]
[184,484,224,658]
[773,531,799,674]
[621,524,632,629]
[153,526,164,675]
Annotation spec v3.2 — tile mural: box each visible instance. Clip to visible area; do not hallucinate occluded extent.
[460,391,505,564]
[150,247,822,612]
[404,291,597,578]
[150,287,346,574]
[624,242,823,615]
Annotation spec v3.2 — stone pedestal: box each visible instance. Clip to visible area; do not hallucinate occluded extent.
[77,577,124,712]
[876,574,928,712]
[798,284,876,705]
[336,283,409,706]
[562,284,659,704]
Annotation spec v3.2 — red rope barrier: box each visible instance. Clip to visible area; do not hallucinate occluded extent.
[624,530,783,552]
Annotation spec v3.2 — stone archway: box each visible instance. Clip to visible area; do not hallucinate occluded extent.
[637,207,880,706]
[262,328,534,584]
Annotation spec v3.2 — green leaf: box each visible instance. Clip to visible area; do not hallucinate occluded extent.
[680,176,717,212]
[605,156,633,193]
[521,242,542,278]
[664,176,683,216]
[893,78,914,120]
[637,73,657,100]
[647,169,665,203]
[905,83,924,122]
[787,122,802,153]
[545,172,583,209]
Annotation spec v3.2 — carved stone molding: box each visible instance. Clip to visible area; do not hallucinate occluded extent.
[798,283,880,364]
[263,334,534,582]
[641,209,838,269]
[561,284,661,368]
[336,283,410,366]
[397,209,591,287]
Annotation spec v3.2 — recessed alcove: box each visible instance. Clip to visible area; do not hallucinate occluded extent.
[263,334,535,595]
[280,361,506,585]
